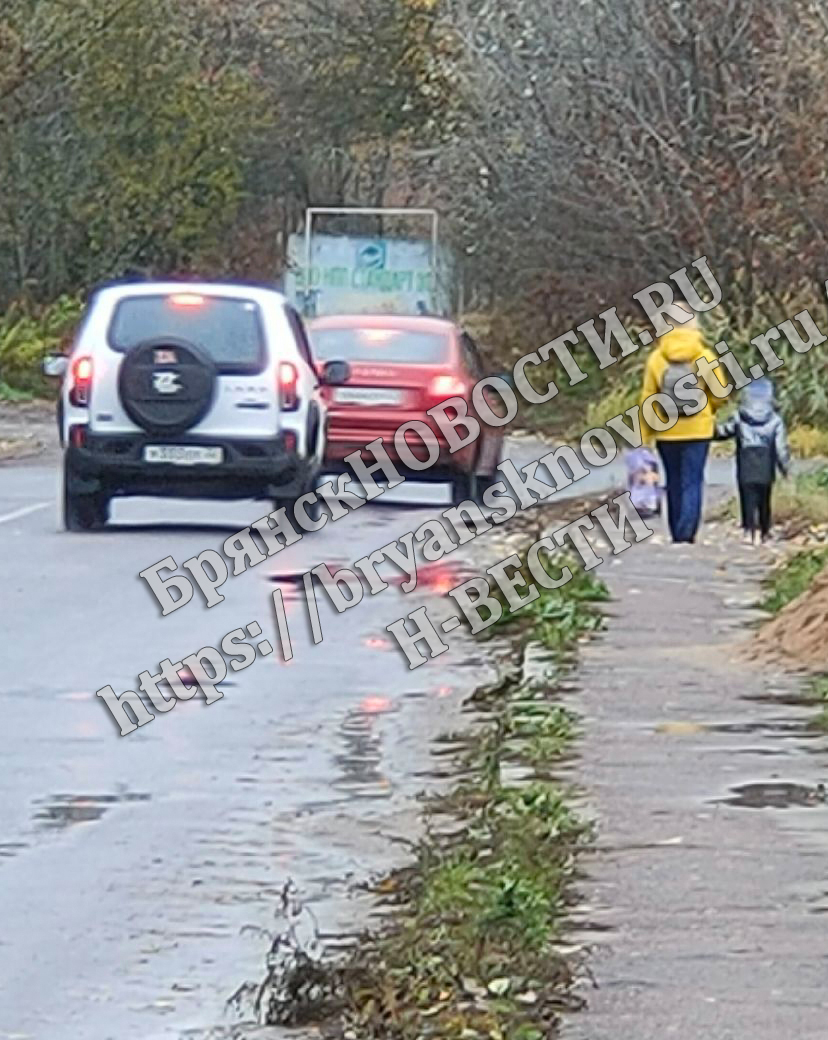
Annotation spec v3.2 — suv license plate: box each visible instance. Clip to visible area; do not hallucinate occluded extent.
[143,445,224,466]
[334,387,403,406]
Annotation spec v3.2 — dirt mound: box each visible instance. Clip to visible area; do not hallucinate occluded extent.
[749,564,828,670]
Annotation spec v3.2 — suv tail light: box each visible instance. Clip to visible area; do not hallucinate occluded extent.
[69,423,88,448]
[278,361,299,412]
[428,375,466,402]
[69,356,93,407]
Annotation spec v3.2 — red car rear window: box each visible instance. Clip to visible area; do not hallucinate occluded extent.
[310,327,450,364]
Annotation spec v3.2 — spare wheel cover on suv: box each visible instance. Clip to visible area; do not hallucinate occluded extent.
[118,337,217,435]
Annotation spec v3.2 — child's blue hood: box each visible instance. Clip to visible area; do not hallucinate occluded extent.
[739,378,775,425]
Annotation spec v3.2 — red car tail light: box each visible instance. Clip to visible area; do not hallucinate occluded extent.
[428,374,466,402]
[69,355,93,407]
[278,361,299,411]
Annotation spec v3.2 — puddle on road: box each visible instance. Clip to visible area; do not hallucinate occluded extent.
[362,636,393,651]
[0,841,28,860]
[132,671,237,704]
[742,693,817,708]
[332,698,397,799]
[432,732,474,755]
[360,695,394,715]
[173,668,236,690]
[267,563,348,586]
[712,781,828,809]
[654,717,817,739]
[703,745,793,758]
[707,718,816,739]
[438,654,486,673]
[267,571,306,585]
[741,681,819,708]
[388,561,476,595]
[267,560,473,599]
[33,790,151,828]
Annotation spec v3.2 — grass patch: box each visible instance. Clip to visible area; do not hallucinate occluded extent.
[0,381,37,403]
[761,547,828,613]
[789,425,828,460]
[256,555,609,1038]
[773,467,828,530]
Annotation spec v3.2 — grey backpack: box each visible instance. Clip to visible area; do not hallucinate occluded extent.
[660,361,698,415]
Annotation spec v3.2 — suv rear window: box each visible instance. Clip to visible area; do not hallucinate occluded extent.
[310,327,450,364]
[108,294,265,373]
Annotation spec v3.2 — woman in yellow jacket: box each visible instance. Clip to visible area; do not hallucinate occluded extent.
[639,297,730,543]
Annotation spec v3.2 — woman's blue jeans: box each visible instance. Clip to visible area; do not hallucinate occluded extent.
[656,439,709,543]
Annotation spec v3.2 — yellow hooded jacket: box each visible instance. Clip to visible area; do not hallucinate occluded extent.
[639,326,730,445]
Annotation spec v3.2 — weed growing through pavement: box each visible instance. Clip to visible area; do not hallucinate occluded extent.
[483,549,610,652]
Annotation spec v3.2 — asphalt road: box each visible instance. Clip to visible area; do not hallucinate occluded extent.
[0,438,736,1039]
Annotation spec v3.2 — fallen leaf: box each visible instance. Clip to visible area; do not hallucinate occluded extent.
[462,978,487,999]
[487,977,511,996]
[516,990,539,1005]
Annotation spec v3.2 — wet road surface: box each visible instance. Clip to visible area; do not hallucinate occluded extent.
[0,440,734,1039]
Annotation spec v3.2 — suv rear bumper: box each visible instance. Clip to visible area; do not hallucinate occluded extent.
[67,428,313,500]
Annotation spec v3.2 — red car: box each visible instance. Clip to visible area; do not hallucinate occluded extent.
[308,314,506,504]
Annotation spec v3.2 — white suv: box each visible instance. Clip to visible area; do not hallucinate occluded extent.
[43,280,349,531]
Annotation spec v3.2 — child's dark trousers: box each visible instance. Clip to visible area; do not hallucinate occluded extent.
[740,482,772,538]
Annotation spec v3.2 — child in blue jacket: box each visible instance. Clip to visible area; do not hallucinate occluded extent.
[715,377,790,543]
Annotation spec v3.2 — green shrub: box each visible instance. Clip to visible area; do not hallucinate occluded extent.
[0,296,83,393]
[789,425,828,459]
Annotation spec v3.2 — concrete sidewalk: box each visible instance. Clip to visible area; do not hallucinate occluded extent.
[563,534,828,1040]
